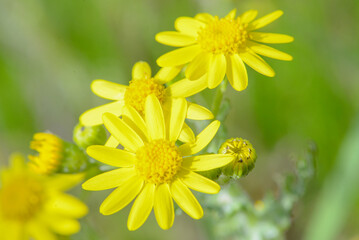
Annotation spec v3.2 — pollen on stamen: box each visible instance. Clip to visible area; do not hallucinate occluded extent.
[135,139,182,184]
[124,77,165,113]
[197,16,249,55]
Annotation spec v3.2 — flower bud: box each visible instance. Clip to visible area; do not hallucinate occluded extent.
[219,138,257,178]
[28,133,64,174]
[61,142,89,173]
[29,132,89,174]
[73,123,107,149]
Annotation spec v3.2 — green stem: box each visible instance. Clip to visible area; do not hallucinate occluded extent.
[211,80,228,117]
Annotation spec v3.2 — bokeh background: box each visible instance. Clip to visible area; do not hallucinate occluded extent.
[1,0,358,239]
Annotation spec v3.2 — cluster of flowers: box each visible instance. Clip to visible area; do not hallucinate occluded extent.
[0,9,292,238]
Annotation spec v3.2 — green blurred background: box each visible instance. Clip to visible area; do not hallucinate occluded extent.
[0,0,358,239]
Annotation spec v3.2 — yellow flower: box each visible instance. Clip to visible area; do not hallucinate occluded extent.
[79,61,213,143]
[156,9,294,91]
[0,154,88,239]
[82,94,234,230]
[29,133,64,175]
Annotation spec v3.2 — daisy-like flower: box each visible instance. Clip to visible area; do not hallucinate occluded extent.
[80,61,212,142]
[156,9,294,91]
[82,94,235,230]
[0,154,88,240]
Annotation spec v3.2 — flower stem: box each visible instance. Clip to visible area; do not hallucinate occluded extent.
[211,80,228,117]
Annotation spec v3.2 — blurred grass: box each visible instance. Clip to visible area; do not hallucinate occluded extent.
[0,0,358,239]
[304,114,359,240]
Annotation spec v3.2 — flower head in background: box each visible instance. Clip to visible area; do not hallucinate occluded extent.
[156,9,293,91]
[0,154,88,239]
[79,61,213,143]
[29,133,64,175]
[82,94,234,230]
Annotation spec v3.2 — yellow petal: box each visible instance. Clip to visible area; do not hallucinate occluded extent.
[248,10,283,31]
[154,184,174,230]
[80,101,124,127]
[45,215,80,235]
[175,17,205,36]
[103,113,144,152]
[82,167,136,191]
[132,61,152,79]
[170,178,203,219]
[178,123,195,143]
[45,193,88,218]
[225,9,237,19]
[91,79,126,100]
[182,154,234,171]
[240,9,258,23]
[185,51,210,80]
[208,54,226,89]
[179,120,220,156]
[240,49,275,77]
[187,102,213,120]
[145,94,165,140]
[123,105,148,142]
[105,135,119,148]
[157,45,202,67]
[156,31,196,47]
[249,32,294,44]
[10,153,26,172]
[3,222,22,240]
[87,145,136,167]
[194,13,214,23]
[27,221,56,240]
[127,183,155,231]
[155,66,183,84]
[45,173,84,192]
[166,98,187,142]
[247,41,293,61]
[178,168,220,194]
[226,54,248,91]
[100,175,143,215]
[166,75,207,98]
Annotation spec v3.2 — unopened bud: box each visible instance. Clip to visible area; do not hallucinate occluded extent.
[219,138,257,178]
[29,133,64,174]
[73,123,107,149]
[29,132,89,174]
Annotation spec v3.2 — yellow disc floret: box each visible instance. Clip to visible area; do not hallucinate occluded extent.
[29,133,63,175]
[136,140,182,184]
[0,176,44,222]
[124,77,165,113]
[197,16,248,55]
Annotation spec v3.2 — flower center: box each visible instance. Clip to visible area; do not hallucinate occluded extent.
[124,77,165,113]
[29,133,63,175]
[135,140,182,184]
[0,176,44,222]
[197,16,248,55]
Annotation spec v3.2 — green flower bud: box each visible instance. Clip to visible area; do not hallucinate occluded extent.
[29,132,89,174]
[61,142,89,173]
[73,123,107,149]
[219,138,257,178]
